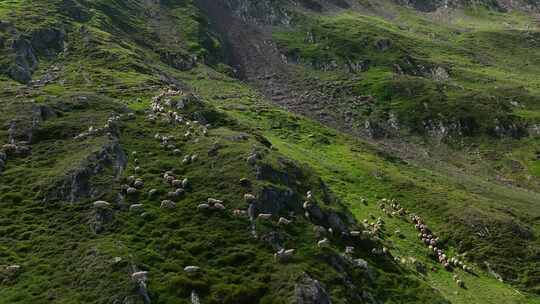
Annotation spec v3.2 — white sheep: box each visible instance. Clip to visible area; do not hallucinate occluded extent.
[278,217,291,225]
[165,176,175,184]
[274,249,295,262]
[126,187,137,195]
[233,209,247,217]
[134,180,144,189]
[207,198,223,204]
[345,246,355,254]
[184,266,200,273]
[161,200,176,209]
[172,179,183,188]
[350,230,361,237]
[317,238,330,247]
[197,203,210,210]
[131,271,148,282]
[182,178,189,188]
[93,201,111,209]
[212,203,226,210]
[258,213,272,220]
[6,265,20,273]
[244,194,256,203]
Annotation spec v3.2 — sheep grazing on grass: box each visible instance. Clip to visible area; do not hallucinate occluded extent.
[165,175,175,184]
[133,179,144,189]
[306,191,314,202]
[233,209,247,217]
[182,178,189,188]
[126,187,137,195]
[350,230,361,237]
[93,201,111,209]
[172,179,183,188]
[197,203,210,210]
[6,265,21,273]
[278,217,291,225]
[184,266,201,273]
[126,175,136,185]
[2,144,17,153]
[239,178,250,187]
[370,247,388,256]
[456,280,465,288]
[317,238,330,247]
[131,271,148,282]
[354,258,369,269]
[161,200,176,209]
[345,246,355,254]
[207,198,223,205]
[274,249,295,262]
[168,189,184,199]
[244,194,256,203]
[148,189,158,197]
[199,198,225,211]
[258,213,272,220]
[212,203,226,210]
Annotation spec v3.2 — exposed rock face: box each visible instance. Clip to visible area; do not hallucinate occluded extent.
[222,0,293,25]
[254,185,299,215]
[8,38,38,84]
[293,274,332,304]
[159,50,197,71]
[3,26,64,83]
[44,140,127,203]
[30,28,65,57]
[395,0,540,11]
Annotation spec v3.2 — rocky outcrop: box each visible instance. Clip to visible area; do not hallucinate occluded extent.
[159,50,197,71]
[293,274,332,304]
[44,140,127,203]
[253,185,299,215]
[7,38,38,84]
[394,0,540,12]
[3,26,65,83]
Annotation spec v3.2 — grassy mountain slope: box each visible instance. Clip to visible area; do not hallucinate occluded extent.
[0,0,539,303]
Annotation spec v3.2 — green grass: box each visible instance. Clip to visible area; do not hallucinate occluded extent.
[0,0,539,302]
[183,67,540,302]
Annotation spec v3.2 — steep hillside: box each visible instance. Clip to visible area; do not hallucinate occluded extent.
[0,0,539,303]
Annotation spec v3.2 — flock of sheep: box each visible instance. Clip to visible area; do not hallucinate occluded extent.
[1,88,475,297]
[379,199,471,288]
[110,88,475,294]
